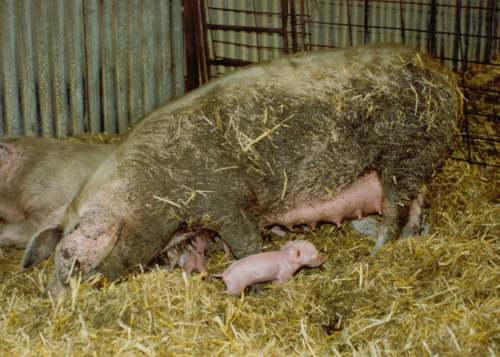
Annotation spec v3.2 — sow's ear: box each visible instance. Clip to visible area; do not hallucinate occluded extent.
[21,227,63,269]
[21,204,71,269]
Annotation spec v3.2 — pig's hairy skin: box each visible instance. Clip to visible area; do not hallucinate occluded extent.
[0,137,115,248]
[221,240,325,295]
[36,45,461,289]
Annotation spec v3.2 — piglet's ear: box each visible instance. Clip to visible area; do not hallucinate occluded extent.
[288,246,302,263]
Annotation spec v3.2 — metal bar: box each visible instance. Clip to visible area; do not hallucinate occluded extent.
[113,0,130,132]
[18,0,38,135]
[0,63,3,135]
[35,1,54,137]
[462,0,472,70]
[428,0,437,56]
[213,40,284,51]
[465,110,500,119]
[206,23,284,35]
[463,85,500,95]
[207,2,220,75]
[200,0,212,80]
[474,3,483,63]
[128,0,145,123]
[306,20,500,40]
[300,0,308,51]
[52,0,70,138]
[399,0,406,43]
[171,0,185,97]
[1,0,21,136]
[453,0,462,69]
[157,0,172,105]
[280,0,290,53]
[346,0,353,46]
[252,0,262,61]
[209,58,253,67]
[142,0,157,114]
[484,0,495,61]
[102,0,117,133]
[183,0,200,91]
[363,0,369,43]
[290,0,298,52]
[67,0,85,136]
[0,89,3,136]
[324,0,499,10]
[450,157,500,168]
[84,0,101,133]
[460,135,500,143]
[207,6,283,16]
[194,0,208,84]
[457,0,469,163]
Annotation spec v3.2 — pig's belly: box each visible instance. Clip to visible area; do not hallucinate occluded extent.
[267,170,383,229]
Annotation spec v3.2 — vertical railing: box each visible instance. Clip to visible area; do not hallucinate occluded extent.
[0,0,185,138]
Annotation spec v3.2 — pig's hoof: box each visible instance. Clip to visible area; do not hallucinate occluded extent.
[351,217,379,237]
[400,223,431,238]
[369,245,381,257]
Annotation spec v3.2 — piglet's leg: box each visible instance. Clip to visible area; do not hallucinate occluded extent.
[223,278,247,295]
[181,253,198,274]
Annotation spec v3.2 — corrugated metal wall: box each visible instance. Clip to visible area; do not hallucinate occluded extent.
[0,0,184,138]
[206,0,499,74]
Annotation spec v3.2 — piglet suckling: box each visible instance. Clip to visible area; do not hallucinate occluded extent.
[219,240,325,295]
[163,229,231,278]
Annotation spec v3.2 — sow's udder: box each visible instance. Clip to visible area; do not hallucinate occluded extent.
[266,171,383,230]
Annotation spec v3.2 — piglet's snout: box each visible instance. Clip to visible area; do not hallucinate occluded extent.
[308,254,326,268]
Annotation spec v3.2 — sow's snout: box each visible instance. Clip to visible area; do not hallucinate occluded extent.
[50,221,122,291]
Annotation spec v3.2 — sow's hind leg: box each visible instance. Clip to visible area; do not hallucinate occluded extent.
[351,185,429,237]
[400,186,429,238]
[372,163,431,256]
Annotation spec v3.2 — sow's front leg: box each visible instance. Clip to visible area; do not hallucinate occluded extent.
[400,186,429,238]
[206,191,263,259]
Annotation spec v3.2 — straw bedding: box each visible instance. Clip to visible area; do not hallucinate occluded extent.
[0,52,498,355]
[0,156,497,356]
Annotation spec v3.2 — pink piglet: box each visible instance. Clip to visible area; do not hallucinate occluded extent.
[219,240,325,295]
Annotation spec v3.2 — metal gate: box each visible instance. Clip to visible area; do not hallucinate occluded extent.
[184,0,500,167]
[0,0,184,138]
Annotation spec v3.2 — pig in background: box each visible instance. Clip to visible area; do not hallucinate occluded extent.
[21,45,462,293]
[0,137,115,265]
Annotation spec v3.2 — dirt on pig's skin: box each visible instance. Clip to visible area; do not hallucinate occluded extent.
[27,44,462,288]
